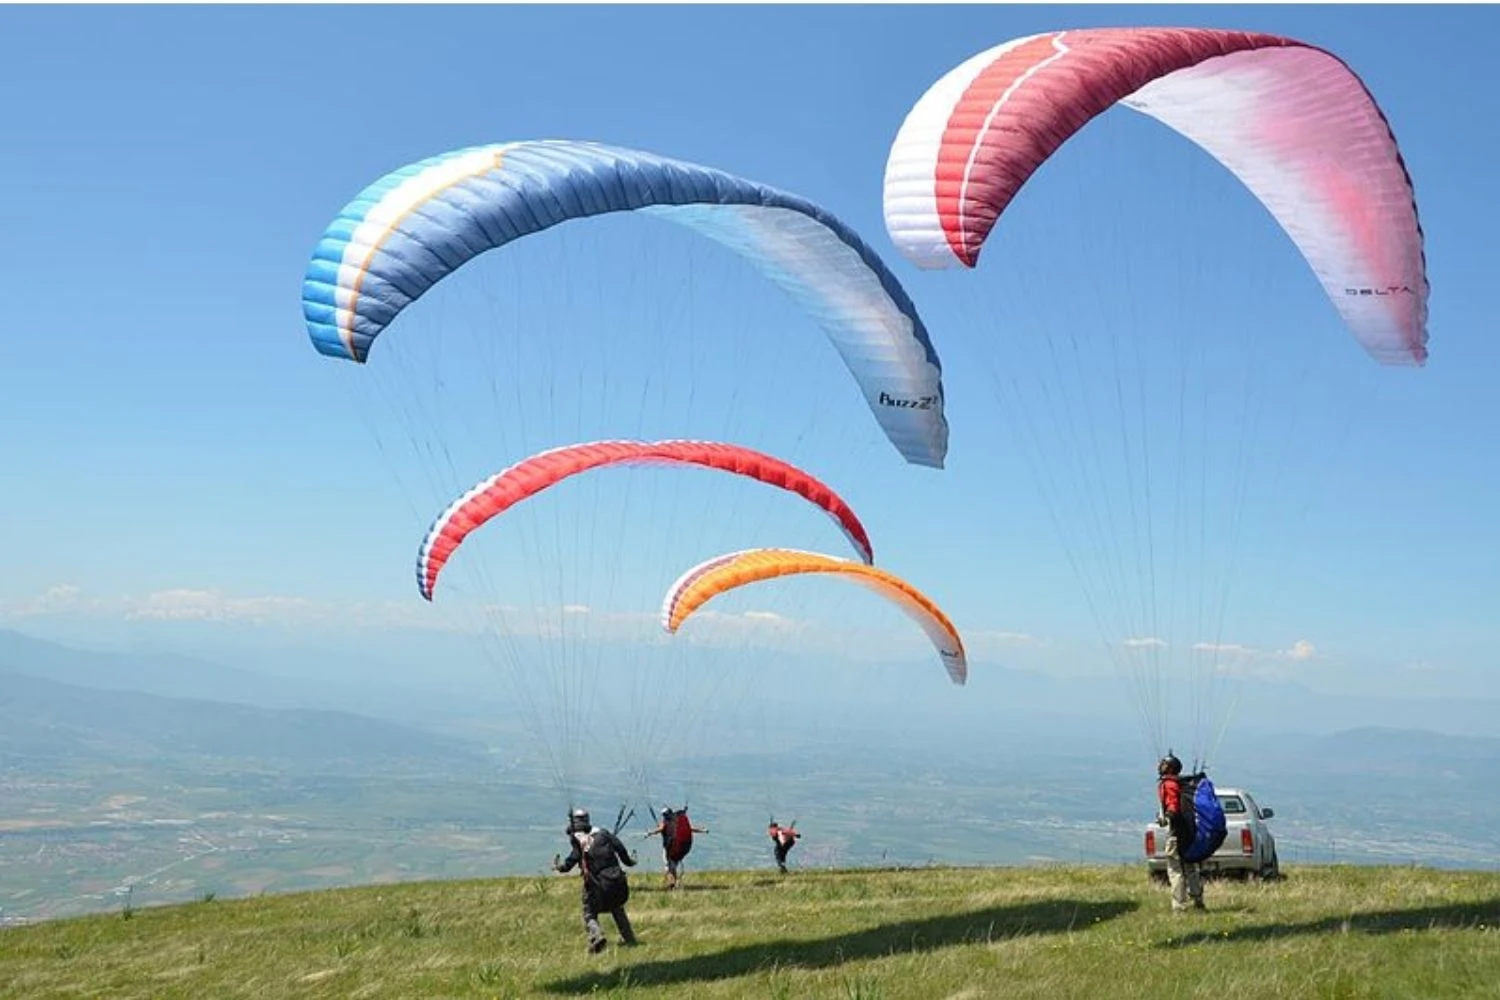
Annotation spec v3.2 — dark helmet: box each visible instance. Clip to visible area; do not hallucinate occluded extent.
[662,806,675,819]
[1158,753,1183,777]
[569,807,591,830]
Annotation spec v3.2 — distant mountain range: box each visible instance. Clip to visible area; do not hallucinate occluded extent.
[775,651,1500,746]
[4,626,1497,759]
[0,628,331,708]
[0,630,487,767]
[4,626,1497,794]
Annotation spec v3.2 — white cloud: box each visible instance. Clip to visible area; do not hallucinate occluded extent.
[673,607,810,641]
[0,584,459,634]
[1192,637,1325,680]
[125,589,320,624]
[1123,636,1167,649]
[1192,642,1252,656]
[0,584,833,651]
[1184,639,1318,665]
[959,629,1046,661]
[974,630,1042,647]
[0,583,87,617]
[0,584,1051,670]
[1278,639,1318,662]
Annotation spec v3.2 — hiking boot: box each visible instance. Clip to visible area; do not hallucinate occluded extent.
[619,938,638,947]
[1192,900,1206,911]
[587,937,607,954]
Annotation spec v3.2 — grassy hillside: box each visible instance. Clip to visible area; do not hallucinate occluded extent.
[1,864,1495,999]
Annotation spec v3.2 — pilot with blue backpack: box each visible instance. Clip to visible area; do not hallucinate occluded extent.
[1157,753,1227,912]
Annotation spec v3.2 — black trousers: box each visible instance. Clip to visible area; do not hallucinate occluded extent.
[582,889,636,945]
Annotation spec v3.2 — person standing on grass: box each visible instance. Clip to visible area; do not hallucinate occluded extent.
[1157,754,1206,912]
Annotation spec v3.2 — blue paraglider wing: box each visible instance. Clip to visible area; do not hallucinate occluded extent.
[301,140,948,468]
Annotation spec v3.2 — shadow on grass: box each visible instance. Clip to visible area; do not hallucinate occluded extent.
[544,897,1137,993]
[1158,899,1500,948]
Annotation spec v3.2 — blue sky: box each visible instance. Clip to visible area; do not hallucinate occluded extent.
[1,4,1495,750]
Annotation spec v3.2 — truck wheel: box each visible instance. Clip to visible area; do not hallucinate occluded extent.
[1252,850,1280,882]
[1149,869,1168,885]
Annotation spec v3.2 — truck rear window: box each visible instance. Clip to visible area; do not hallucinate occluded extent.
[1218,796,1246,814]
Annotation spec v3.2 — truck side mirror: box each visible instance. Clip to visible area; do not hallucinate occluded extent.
[1260,807,1274,819]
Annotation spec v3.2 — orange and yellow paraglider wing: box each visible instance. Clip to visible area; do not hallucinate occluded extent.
[661,548,967,685]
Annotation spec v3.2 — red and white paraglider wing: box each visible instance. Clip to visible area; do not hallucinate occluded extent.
[416,441,876,602]
[883,27,1429,366]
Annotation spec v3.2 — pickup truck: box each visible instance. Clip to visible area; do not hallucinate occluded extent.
[1145,785,1280,882]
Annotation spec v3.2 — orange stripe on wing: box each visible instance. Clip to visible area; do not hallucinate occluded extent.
[340,147,509,361]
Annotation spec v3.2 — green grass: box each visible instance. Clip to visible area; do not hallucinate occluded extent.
[1,864,1496,999]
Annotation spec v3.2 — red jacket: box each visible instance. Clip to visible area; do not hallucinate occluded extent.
[1158,776,1182,816]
